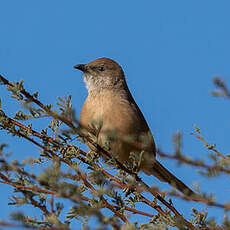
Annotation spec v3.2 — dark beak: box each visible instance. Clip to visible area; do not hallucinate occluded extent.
[74,64,88,72]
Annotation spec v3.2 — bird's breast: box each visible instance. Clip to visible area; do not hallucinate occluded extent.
[80,90,139,131]
[79,90,155,155]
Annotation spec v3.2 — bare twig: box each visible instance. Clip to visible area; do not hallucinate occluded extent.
[158,150,230,174]
[191,132,226,159]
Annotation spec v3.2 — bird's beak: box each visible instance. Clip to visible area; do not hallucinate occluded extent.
[74,64,88,72]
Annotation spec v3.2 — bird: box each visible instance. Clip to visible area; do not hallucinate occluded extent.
[74,57,194,196]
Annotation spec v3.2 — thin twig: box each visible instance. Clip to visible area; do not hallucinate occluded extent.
[191,132,226,159]
[158,150,230,174]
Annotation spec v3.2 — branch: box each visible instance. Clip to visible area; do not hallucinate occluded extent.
[0,74,197,229]
[191,132,226,159]
[158,150,230,175]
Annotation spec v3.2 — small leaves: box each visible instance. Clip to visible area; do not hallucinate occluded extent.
[33,91,39,99]
[9,196,28,205]
[191,208,208,227]
[14,110,30,121]
[57,95,74,121]
[172,131,182,156]
[194,124,201,134]
[211,77,230,99]
[6,80,25,101]
[10,211,25,221]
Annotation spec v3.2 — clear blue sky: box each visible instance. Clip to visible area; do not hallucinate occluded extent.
[1,0,230,228]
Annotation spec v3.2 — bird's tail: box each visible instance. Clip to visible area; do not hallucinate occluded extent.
[150,160,195,196]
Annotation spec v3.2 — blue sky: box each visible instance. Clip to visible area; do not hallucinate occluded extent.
[1,0,230,228]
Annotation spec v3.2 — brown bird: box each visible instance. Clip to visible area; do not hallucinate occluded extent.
[74,57,194,196]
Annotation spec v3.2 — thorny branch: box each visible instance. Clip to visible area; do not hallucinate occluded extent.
[0,171,155,220]
[1,75,199,229]
[2,113,229,212]
[1,74,230,229]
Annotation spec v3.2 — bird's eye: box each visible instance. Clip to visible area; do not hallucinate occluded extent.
[98,66,105,72]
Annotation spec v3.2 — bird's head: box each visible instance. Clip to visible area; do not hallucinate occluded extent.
[74,57,126,92]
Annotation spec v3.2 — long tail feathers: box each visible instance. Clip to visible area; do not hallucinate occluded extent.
[151,161,195,196]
